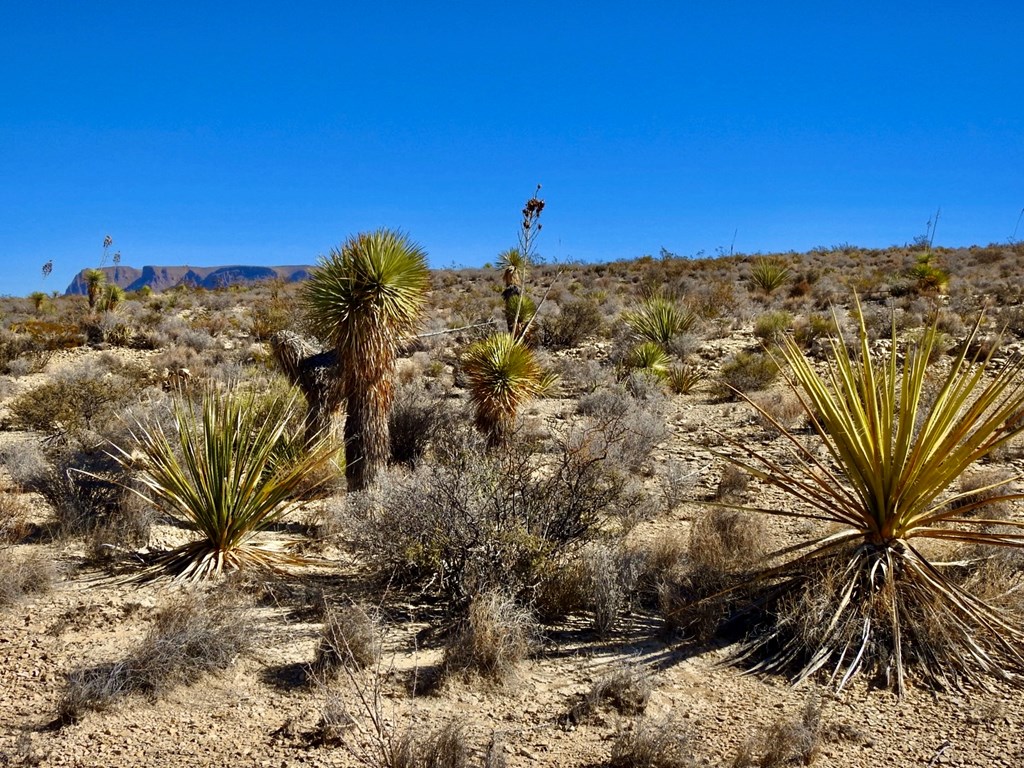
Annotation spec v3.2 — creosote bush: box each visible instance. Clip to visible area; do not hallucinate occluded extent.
[346,423,639,610]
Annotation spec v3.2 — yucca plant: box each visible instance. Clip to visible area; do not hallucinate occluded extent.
[98,283,125,313]
[748,258,790,295]
[303,229,430,490]
[716,305,1024,692]
[83,269,106,310]
[666,362,707,394]
[463,332,545,446]
[113,389,340,583]
[497,247,529,295]
[624,297,695,349]
[624,341,672,380]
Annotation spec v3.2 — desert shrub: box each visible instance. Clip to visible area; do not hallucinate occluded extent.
[0,491,33,543]
[752,311,793,346]
[0,550,58,607]
[575,384,669,474]
[314,602,383,677]
[717,352,779,398]
[792,312,839,353]
[442,591,535,683]
[8,368,136,448]
[540,298,604,349]
[389,381,453,467]
[86,489,158,563]
[346,424,634,609]
[732,697,823,768]
[58,590,254,722]
[0,328,33,374]
[609,715,698,768]
[29,452,128,538]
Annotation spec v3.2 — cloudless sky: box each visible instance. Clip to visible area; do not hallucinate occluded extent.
[2,1,1022,296]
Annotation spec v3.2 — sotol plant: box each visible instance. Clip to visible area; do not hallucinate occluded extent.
[113,389,339,582]
[303,229,430,490]
[463,332,545,446]
[718,304,1024,691]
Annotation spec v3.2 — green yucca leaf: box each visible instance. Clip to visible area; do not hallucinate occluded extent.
[113,388,340,583]
[463,332,545,446]
[625,341,672,378]
[715,299,1024,691]
[624,297,695,348]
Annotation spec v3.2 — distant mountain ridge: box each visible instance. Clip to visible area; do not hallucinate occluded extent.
[65,264,314,295]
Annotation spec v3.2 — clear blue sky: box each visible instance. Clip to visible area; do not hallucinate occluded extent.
[2,2,1022,296]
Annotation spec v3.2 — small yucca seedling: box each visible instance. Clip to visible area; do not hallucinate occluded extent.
[463,332,546,446]
[113,389,339,583]
[717,302,1024,692]
[748,258,790,295]
[625,297,695,348]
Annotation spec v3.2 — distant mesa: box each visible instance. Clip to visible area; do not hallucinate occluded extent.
[64,264,314,295]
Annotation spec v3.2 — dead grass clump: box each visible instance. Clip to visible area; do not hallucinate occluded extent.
[314,602,383,677]
[660,509,767,639]
[0,550,58,607]
[392,721,473,768]
[689,509,767,589]
[749,390,806,435]
[609,715,699,768]
[952,469,1014,518]
[58,590,253,722]
[715,464,750,501]
[0,491,33,543]
[579,543,641,636]
[565,662,653,725]
[443,592,534,683]
[718,352,779,398]
[732,697,823,768]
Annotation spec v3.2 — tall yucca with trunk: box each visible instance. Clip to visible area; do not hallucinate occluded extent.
[303,229,430,490]
[83,269,106,310]
[463,332,545,447]
[715,304,1024,692]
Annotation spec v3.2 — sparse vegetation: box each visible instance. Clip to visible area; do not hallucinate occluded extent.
[4,242,1024,764]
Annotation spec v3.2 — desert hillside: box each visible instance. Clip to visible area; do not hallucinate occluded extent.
[3,242,1024,767]
[64,264,314,296]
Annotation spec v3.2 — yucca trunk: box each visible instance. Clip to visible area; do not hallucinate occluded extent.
[342,353,393,489]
